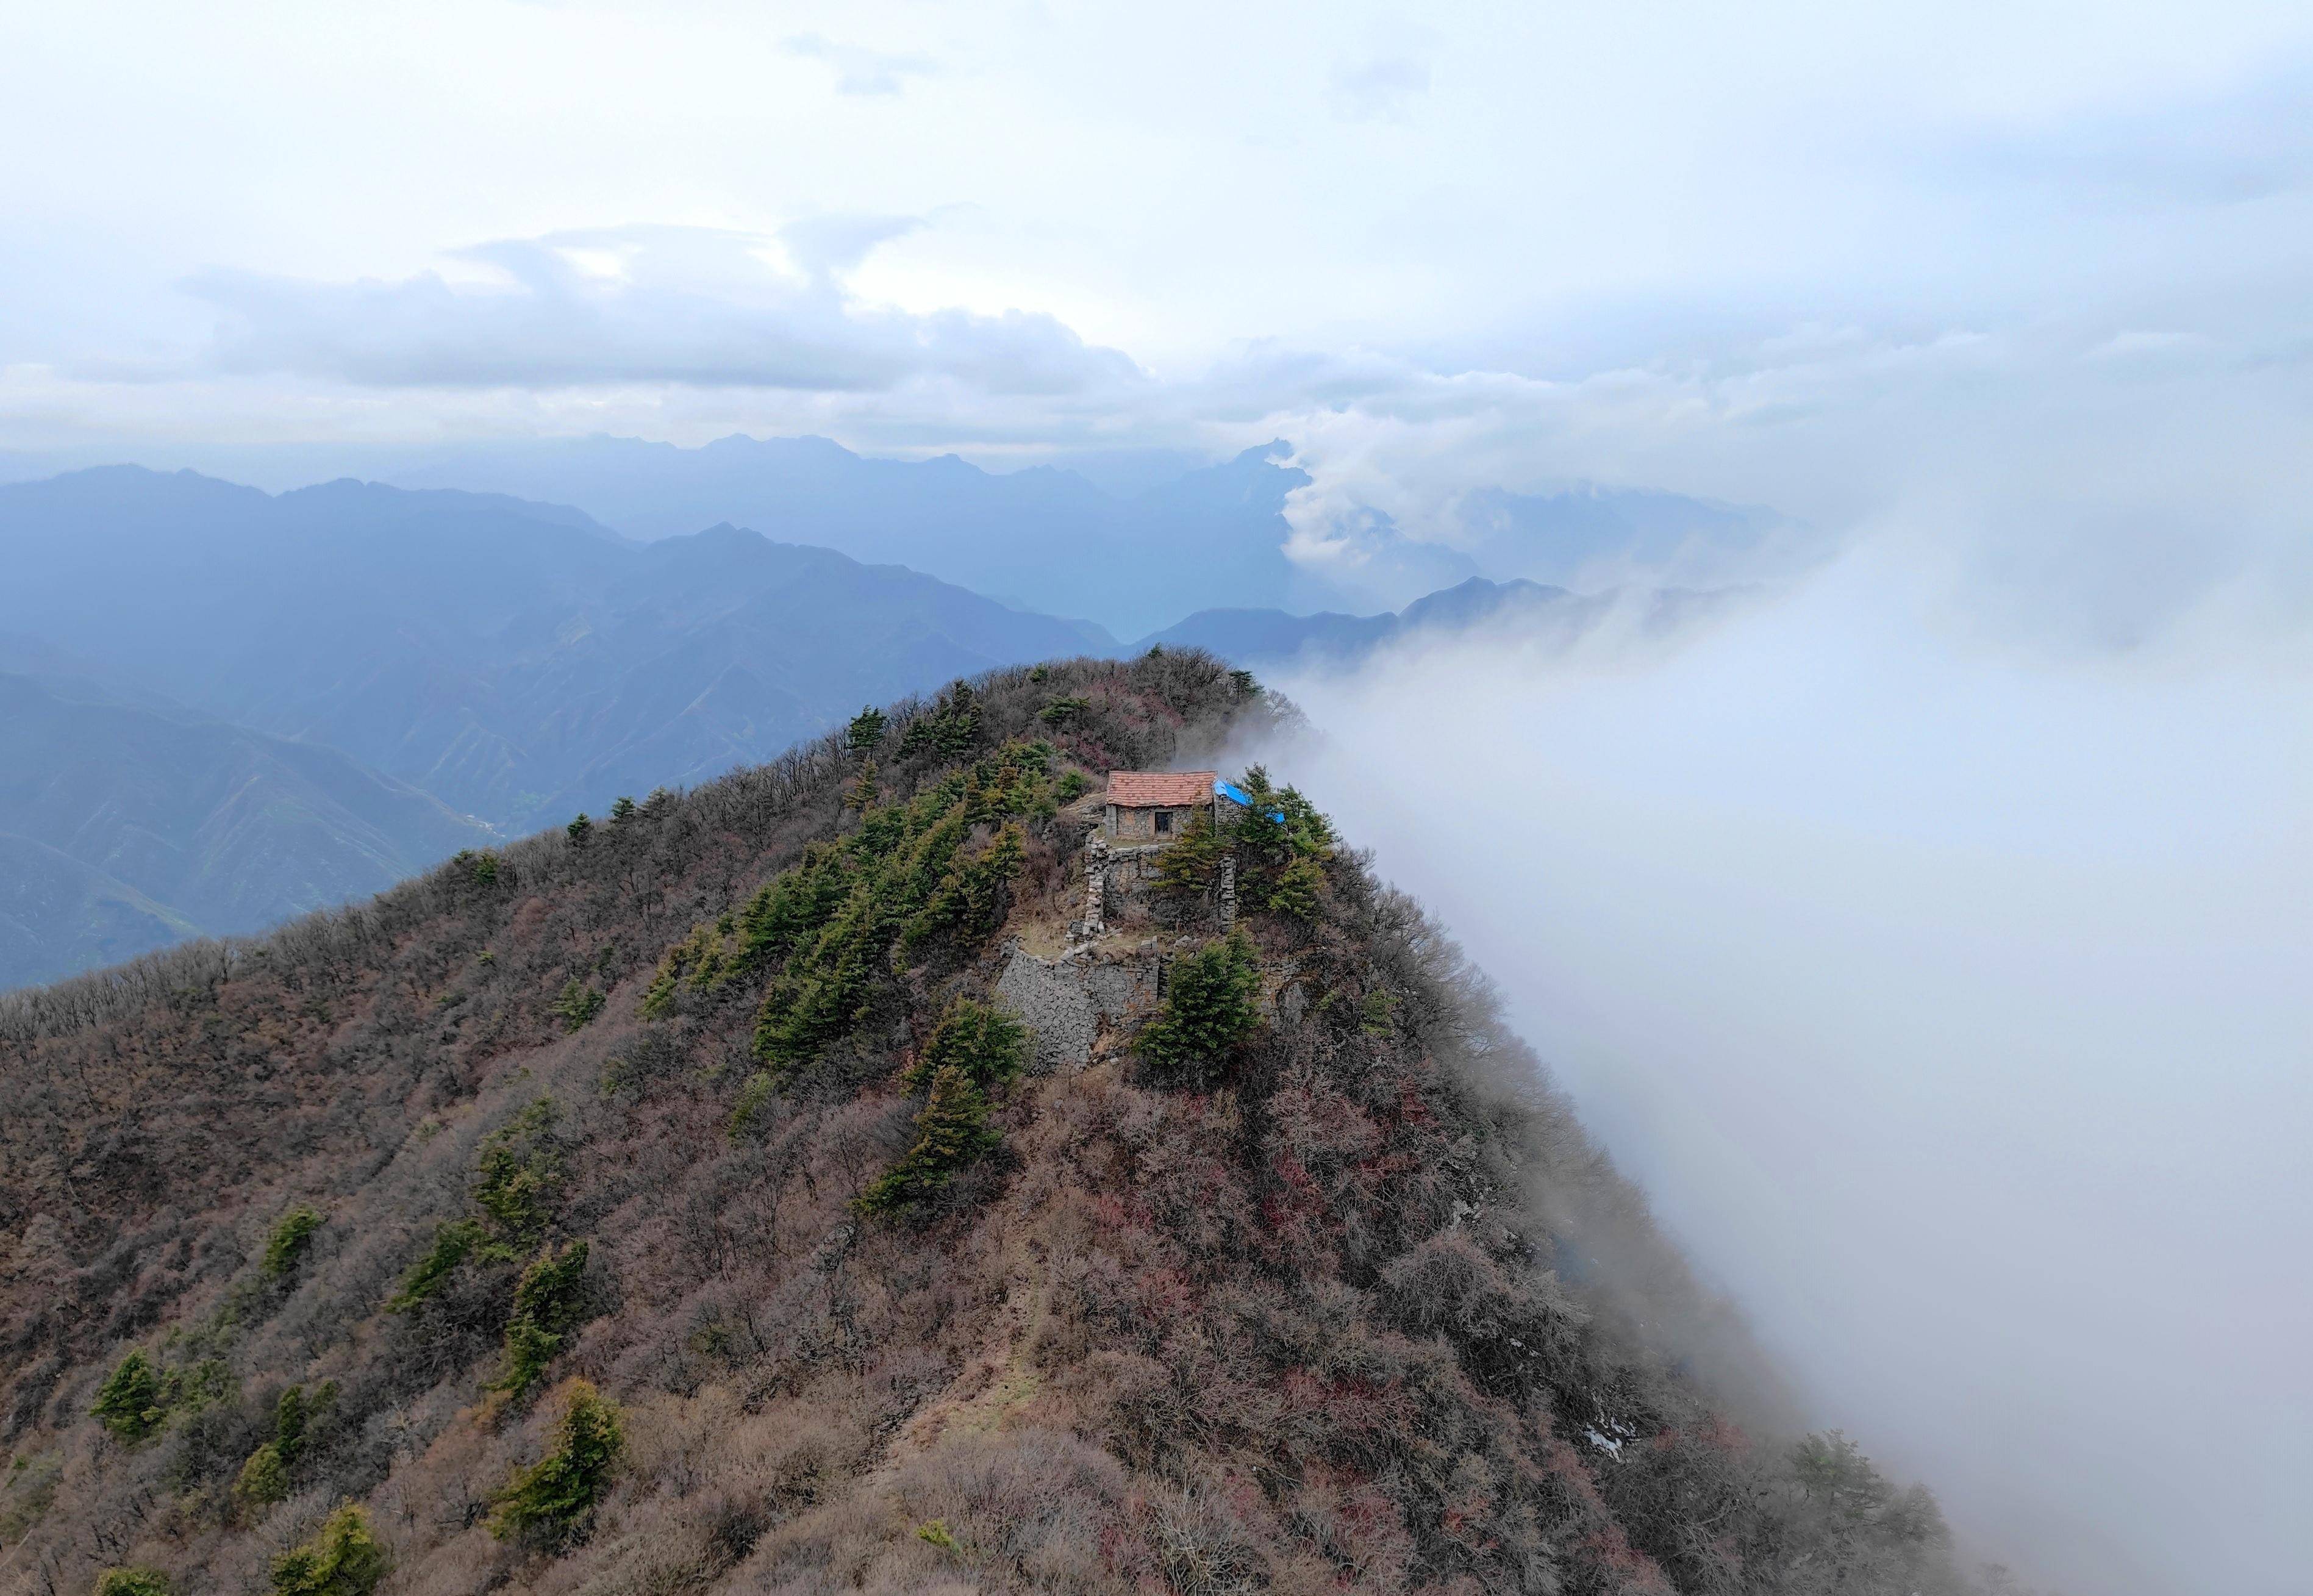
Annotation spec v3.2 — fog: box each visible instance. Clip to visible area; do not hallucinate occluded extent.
[1267,543,2313,1595]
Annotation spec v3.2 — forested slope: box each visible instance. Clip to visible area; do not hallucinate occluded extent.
[0,651,1979,1595]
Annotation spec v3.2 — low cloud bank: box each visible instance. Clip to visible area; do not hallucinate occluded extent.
[1267,544,2313,1595]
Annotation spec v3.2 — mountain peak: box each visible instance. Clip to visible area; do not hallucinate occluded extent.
[0,652,1973,1596]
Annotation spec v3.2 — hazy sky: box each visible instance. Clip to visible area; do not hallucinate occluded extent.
[9,11,2312,1586]
[7,0,2313,611]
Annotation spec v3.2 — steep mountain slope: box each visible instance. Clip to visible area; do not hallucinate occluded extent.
[0,652,1980,1596]
[0,834,196,988]
[0,468,1114,826]
[0,668,492,990]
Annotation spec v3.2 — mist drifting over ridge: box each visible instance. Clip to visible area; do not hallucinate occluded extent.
[8,2,2313,1586]
[1259,539,2313,1596]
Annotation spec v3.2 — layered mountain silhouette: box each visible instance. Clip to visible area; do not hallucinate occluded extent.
[369,434,1800,631]
[0,663,492,989]
[374,433,1313,638]
[1,433,1797,634]
[1137,576,1732,671]
[0,468,1115,830]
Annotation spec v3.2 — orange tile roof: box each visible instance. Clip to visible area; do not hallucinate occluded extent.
[1106,770,1217,807]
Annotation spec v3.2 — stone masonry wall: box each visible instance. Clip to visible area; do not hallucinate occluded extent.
[995,943,1161,1072]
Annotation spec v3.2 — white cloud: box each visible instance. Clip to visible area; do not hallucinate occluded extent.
[169,225,1143,397]
[781,33,937,96]
[1266,546,2313,1595]
[1325,51,1432,123]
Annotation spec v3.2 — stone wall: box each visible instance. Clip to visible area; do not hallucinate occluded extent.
[1071,829,1229,939]
[995,942,1162,1072]
[1106,799,1214,843]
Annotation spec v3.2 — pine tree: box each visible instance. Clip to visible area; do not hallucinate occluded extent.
[489,1381,624,1548]
[904,997,1028,1091]
[269,1505,389,1596]
[95,1571,171,1596]
[1151,810,1230,900]
[497,1240,592,1398]
[1139,931,1263,1088]
[261,1207,321,1278]
[388,1219,482,1311]
[233,1442,288,1510]
[91,1350,165,1441]
[554,979,605,1031]
[273,1384,309,1467]
[856,1065,1001,1215]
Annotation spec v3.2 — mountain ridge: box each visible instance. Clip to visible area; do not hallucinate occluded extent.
[368,433,1308,636]
[0,651,1983,1596]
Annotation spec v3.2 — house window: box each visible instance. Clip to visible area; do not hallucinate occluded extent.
[1154,811,1173,835]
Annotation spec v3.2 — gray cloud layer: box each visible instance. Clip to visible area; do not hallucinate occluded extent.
[178,226,1142,397]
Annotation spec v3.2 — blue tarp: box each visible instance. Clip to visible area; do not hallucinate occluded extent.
[1214,779,1286,822]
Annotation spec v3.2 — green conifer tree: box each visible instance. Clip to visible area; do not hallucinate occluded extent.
[904,997,1028,1092]
[91,1350,165,1441]
[233,1442,288,1510]
[262,1207,322,1278]
[387,1220,482,1311]
[1139,931,1263,1088]
[489,1381,624,1548]
[94,1570,171,1596]
[856,1065,1001,1215]
[274,1383,309,1466]
[497,1240,591,1398]
[269,1505,388,1596]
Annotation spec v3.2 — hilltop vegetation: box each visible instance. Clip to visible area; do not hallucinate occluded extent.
[0,650,1988,1595]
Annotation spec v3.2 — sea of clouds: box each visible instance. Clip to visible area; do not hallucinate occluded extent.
[1264,531,2312,1595]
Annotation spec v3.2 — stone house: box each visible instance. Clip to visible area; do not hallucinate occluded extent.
[1103,769,1217,843]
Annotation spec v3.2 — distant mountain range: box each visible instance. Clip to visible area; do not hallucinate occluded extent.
[0,455,1757,989]
[375,435,1802,630]
[2,432,1801,635]
[1135,576,1728,671]
[0,661,491,989]
[0,467,1111,829]
[332,433,1313,640]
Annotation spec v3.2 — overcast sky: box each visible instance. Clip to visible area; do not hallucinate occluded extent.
[10,8,2312,1588]
[6,0,2313,609]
